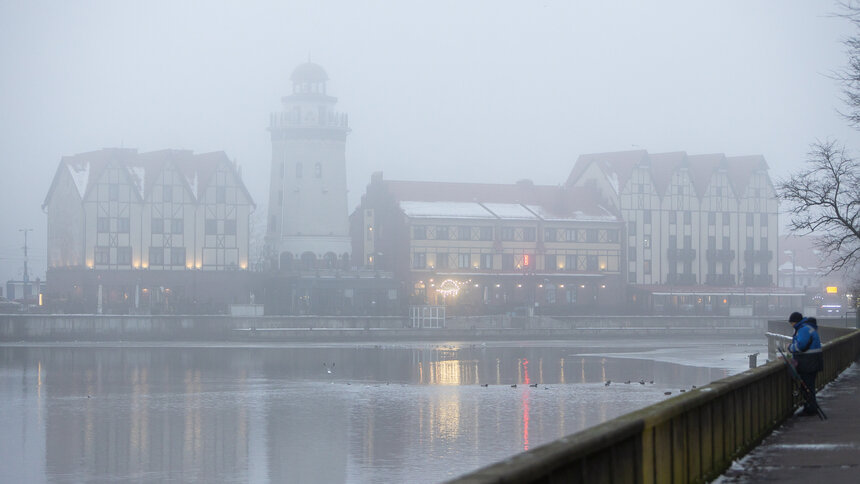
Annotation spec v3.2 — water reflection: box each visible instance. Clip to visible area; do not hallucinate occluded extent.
[0,343,743,483]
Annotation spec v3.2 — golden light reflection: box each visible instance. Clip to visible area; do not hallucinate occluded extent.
[581,358,586,383]
[184,369,203,473]
[420,359,479,385]
[559,358,565,384]
[429,394,461,442]
[84,369,95,465]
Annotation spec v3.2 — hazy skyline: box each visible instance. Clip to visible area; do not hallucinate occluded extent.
[1,0,858,283]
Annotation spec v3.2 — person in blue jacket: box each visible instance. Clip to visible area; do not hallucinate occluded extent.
[787,311,823,416]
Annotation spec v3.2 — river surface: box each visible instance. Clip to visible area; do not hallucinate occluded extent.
[0,337,765,483]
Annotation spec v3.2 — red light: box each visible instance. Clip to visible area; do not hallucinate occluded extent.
[523,254,530,266]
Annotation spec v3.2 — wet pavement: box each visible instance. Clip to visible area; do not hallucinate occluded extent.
[718,359,860,482]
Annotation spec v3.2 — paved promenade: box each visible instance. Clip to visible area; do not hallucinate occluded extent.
[719,359,860,482]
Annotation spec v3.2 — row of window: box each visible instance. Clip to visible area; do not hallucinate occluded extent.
[96,217,237,235]
[412,252,492,270]
[93,247,186,266]
[627,235,770,260]
[204,219,237,236]
[630,183,768,199]
[411,225,619,243]
[412,252,615,272]
[282,162,324,179]
[413,225,494,241]
[152,218,184,235]
[629,261,769,280]
[629,213,772,237]
[631,211,771,230]
[99,184,231,203]
[97,217,130,233]
[94,247,132,265]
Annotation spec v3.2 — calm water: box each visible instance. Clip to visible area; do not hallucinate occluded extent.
[0,338,762,483]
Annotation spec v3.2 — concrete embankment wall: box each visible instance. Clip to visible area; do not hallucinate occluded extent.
[449,329,860,484]
[0,314,407,342]
[0,314,767,342]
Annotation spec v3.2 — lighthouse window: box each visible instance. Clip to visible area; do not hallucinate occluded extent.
[296,163,303,178]
[314,162,322,178]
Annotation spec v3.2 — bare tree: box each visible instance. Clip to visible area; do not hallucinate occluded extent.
[778,140,860,274]
[838,1,860,127]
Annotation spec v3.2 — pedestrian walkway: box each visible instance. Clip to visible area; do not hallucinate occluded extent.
[718,359,860,482]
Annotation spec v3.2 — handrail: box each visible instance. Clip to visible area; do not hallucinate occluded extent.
[448,330,860,484]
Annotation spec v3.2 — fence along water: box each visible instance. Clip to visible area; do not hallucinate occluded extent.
[449,329,860,484]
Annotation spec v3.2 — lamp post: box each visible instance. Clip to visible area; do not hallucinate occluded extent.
[19,228,33,311]
[783,249,795,288]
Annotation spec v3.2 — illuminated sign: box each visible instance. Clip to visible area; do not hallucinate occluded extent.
[826,286,838,294]
[523,254,530,267]
[437,279,462,297]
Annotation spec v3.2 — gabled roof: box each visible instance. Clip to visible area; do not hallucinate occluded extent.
[725,155,768,197]
[134,149,188,199]
[686,154,726,197]
[43,148,255,209]
[565,149,648,192]
[43,148,138,208]
[648,151,688,197]
[565,149,773,201]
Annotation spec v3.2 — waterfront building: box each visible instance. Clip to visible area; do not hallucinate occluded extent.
[42,148,255,313]
[566,150,797,315]
[351,173,624,315]
[265,61,351,269]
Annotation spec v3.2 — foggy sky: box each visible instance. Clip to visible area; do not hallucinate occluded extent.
[1,0,858,283]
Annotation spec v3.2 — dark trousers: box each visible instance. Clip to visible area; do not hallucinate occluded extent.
[799,371,818,412]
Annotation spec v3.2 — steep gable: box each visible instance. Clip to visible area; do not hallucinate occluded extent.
[686,153,726,198]
[648,151,688,197]
[725,155,769,198]
[566,149,648,191]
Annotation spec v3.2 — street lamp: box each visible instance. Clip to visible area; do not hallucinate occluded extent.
[783,250,795,288]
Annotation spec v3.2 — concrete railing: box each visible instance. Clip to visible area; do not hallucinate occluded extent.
[449,329,860,484]
[765,319,856,362]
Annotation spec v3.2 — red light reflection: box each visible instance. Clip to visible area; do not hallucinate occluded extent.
[522,358,530,450]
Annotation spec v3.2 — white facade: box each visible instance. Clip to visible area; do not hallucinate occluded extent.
[567,150,779,287]
[43,149,255,272]
[266,62,351,266]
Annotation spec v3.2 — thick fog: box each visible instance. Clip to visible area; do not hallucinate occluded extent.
[0,0,857,282]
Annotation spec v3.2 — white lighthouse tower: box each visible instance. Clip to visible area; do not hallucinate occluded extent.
[265,62,351,269]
